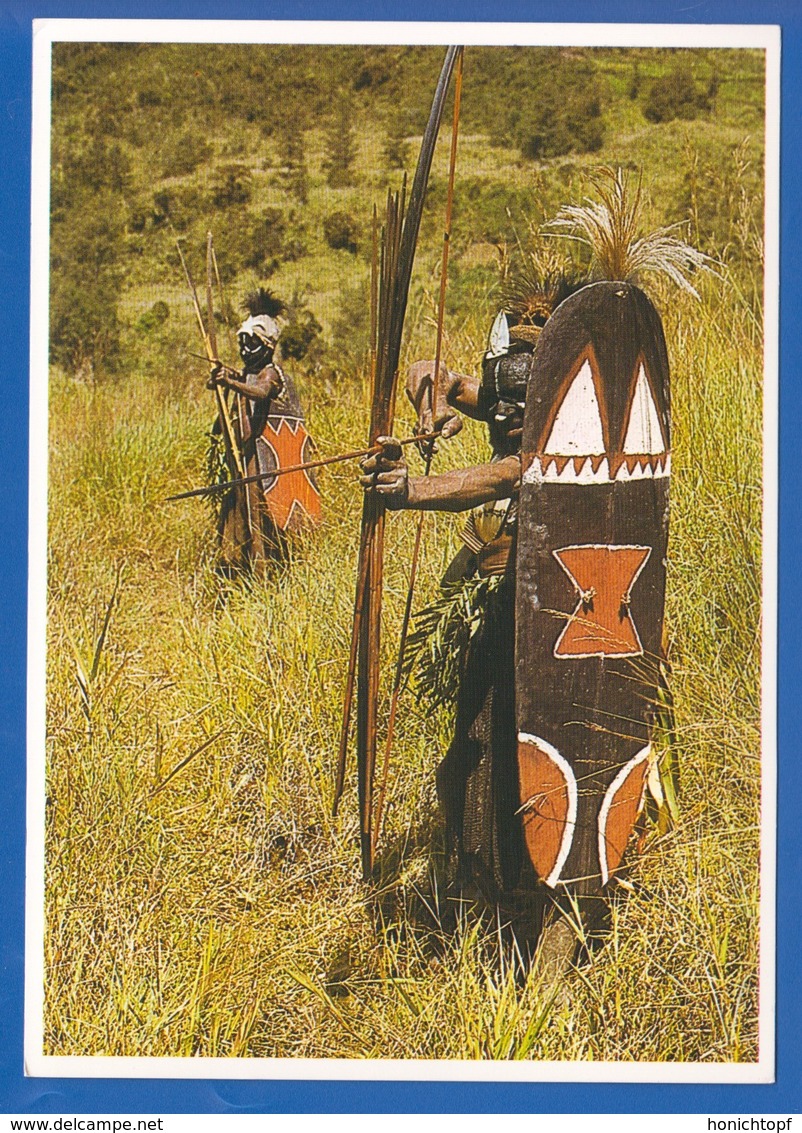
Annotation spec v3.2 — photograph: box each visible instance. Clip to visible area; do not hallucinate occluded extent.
[23,19,778,1084]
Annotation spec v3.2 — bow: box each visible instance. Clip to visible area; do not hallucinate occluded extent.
[373,47,464,852]
[334,46,463,880]
[175,237,244,484]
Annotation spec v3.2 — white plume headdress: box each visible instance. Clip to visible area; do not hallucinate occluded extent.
[546,166,719,298]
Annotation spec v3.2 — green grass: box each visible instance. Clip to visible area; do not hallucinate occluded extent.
[43,43,765,1063]
[43,264,762,1061]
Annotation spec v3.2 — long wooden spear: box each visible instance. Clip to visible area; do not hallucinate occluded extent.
[333,46,462,880]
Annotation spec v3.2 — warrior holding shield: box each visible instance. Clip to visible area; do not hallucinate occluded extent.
[361,171,710,962]
[209,288,321,569]
[363,272,582,947]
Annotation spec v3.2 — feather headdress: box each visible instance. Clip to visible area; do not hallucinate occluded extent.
[242,287,287,320]
[238,287,287,348]
[546,166,718,297]
[500,237,585,343]
[502,268,584,342]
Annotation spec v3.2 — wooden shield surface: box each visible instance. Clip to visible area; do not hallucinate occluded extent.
[515,281,670,894]
[250,370,321,534]
[255,417,321,532]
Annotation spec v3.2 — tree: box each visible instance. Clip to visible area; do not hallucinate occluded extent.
[50,191,126,378]
[276,126,309,205]
[323,211,360,253]
[382,114,410,170]
[516,88,605,160]
[323,100,357,189]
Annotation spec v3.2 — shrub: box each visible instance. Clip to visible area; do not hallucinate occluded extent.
[210,163,252,208]
[166,132,213,177]
[150,184,204,231]
[214,210,307,281]
[643,63,710,123]
[353,60,391,91]
[280,295,323,362]
[629,62,642,100]
[323,211,360,254]
[516,86,605,160]
[328,283,371,373]
[136,300,170,334]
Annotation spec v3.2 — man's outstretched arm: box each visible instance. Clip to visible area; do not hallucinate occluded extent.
[360,437,520,512]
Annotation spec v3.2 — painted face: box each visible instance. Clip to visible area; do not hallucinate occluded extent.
[515,281,671,900]
[238,331,273,371]
[237,313,280,372]
[482,332,537,455]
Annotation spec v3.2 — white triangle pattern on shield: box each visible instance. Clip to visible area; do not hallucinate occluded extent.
[543,358,605,456]
[623,363,666,455]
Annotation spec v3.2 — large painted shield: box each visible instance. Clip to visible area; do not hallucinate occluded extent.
[249,367,321,535]
[515,281,670,898]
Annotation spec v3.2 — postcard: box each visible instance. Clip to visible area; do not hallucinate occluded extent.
[19,13,782,1097]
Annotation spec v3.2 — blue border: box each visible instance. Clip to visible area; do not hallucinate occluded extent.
[3,0,798,1114]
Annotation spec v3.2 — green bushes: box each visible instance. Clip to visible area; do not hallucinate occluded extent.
[136,301,170,334]
[50,191,127,378]
[643,62,710,123]
[210,163,252,208]
[280,294,324,362]
[515,88,605,160]
[323,211,360,253]
[166,132,214,177]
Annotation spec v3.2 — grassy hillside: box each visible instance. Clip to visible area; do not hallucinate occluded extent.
[43,43,765,1061]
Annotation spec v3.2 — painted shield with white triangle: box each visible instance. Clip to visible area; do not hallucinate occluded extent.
[516,281,670,895]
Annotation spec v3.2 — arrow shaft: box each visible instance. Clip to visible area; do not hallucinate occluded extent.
[188,350,239,376]
[166,431,441,502]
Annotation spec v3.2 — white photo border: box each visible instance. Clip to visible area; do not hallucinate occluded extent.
[26,17,781,1083]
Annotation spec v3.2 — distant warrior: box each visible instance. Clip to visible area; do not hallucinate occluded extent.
[209,289,321,570]
[362,172,707,960]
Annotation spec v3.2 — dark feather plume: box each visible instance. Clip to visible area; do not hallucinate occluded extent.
[242,287,287,319]
[502,268,584,329]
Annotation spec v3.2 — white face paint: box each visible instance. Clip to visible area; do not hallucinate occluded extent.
[237,314,280,369]
[238,332,273,370]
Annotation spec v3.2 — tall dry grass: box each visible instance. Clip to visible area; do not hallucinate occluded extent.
[43,248,762,1060]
